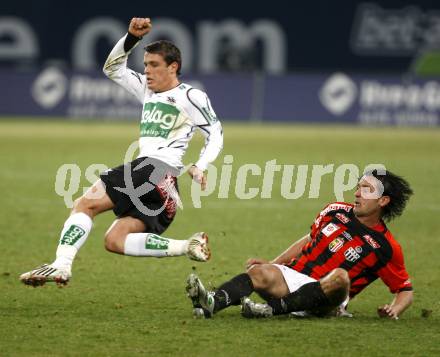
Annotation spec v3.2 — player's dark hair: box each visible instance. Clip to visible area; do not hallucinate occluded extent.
[364,169,414,222]
[144,40,182,75]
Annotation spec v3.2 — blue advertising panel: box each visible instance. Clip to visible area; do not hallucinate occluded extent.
[263,73,440,125]
[0,69,255,121]
[1,69,439,126]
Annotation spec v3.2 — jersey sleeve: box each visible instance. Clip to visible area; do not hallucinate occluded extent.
[377,240,413,293]
[103,33,150,103]
[186,88,224,170]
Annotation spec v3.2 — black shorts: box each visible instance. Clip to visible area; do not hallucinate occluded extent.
[100,157,179,234]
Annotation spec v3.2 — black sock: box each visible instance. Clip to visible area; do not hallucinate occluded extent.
[213,273,254,312]
[268,282,330,315]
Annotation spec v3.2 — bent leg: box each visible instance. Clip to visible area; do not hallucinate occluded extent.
[210,273,255,313]
[53,180,115,268]
[207,264,288,314]
[268,268,350,315]
[20,180,115,285]
[105,216,187,256]
[104,216,146,254]
[104,217,210,261]
[72,179,114,217]
[248,264,291,298]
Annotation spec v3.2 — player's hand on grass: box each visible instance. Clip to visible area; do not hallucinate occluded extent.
[188,165,207,190]
[129,17,152,38]
[246,258,269,270]
[377,304,399,320]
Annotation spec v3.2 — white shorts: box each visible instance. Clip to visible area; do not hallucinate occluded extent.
[273,264,317,293]
[273,264,351,317]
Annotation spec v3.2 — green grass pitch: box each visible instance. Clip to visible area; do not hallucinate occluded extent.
[1,119,439,356]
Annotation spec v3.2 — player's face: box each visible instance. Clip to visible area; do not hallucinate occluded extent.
[353,176,387,218]
[143,52,178,92]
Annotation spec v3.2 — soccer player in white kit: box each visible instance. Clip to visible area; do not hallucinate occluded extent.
[20,17,223,286]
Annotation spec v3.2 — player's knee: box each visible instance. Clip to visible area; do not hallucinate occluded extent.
[72,197,83,212]
[73,196,92,213]
[72,196,99,216]
[104,231,114,252]
[331,268,350,290]
[320,268,350,305]
[248,264,275,290]
[104,231,125,253]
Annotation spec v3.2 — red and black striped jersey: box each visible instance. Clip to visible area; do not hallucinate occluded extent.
[288,202,412,298]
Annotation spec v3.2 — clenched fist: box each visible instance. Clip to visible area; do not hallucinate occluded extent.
[128,17,152,38]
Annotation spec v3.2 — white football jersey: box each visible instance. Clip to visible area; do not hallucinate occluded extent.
[103,34,223,171]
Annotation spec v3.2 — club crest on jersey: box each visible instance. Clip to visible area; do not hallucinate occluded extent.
[321,223,339,237]
[329,237,344,252]
[344,247,361,262]
[336,213,350,224]
[167,96,176,104]
[363,235,380,249]
[141,102,180,138]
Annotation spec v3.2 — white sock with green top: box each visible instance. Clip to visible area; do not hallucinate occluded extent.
[52,212,93,269]
[124,233,188,257]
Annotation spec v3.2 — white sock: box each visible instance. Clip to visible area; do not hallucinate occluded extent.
[124,233,188,257]
[52,212,93,269]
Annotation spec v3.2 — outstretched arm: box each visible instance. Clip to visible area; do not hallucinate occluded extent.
[377,290,413,319]
[376,239,413,320]
[271,234,311,264]
[246,234,311,269]
[103,17,152,102]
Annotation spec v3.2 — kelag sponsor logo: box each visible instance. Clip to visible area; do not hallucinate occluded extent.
[141,102,180,138]
[146,234,170,250]
[60,225,85,246]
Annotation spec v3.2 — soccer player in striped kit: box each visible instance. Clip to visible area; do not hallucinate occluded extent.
[187,170,413,320]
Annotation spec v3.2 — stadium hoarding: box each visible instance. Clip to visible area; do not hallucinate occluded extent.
[263,73,440,126]
[2,1,440,74]
[0,68,439,126]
